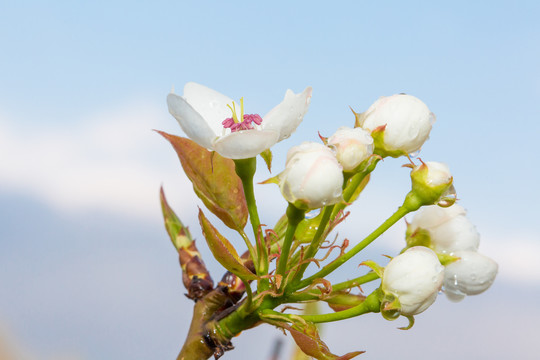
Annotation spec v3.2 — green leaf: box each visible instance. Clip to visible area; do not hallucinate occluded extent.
[198,209,257,281]
[158,131,248,231]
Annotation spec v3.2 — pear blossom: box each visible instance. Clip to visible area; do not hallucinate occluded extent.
[327,126,374,171]
[279,142,343,209]
[443,250,498,302]
[358,94,434,156]
[382,246,444,315]
[167,82,312,159]
[408,204,480,254]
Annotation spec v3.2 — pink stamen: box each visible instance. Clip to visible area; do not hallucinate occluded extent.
[222,113,263,132]
[222,117,235,127]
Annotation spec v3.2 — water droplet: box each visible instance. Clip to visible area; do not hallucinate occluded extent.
[305,208,321,219]
[408,150,421,158]
[429,112,437,125]
[437,185,457,207]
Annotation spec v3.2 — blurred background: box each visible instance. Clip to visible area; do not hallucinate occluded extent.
[1,1,539,359]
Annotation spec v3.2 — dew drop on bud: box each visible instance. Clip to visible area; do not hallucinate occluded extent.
[437,184,457,207]
[381,294,401,321]
[305,208,321,219]
[408,150,421,158]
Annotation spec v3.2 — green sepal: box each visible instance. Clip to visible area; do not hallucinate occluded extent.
[370,126,407,158]
[260,148,273,172]
[359,260,384,278]
[398,315,415,330]
[437,252,461,266]
[158,131,248,231]
[405,227,432,250]
[198,209,257,281]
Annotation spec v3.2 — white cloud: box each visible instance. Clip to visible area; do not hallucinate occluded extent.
[0,102,196,222]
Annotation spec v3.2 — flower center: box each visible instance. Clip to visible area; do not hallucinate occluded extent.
[222,97,263,132]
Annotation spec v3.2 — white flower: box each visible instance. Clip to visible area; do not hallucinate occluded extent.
[327,126,373,171]
[167,82,312,159]
[409,204,480,254]
[382,246,444,315]
[359,94,434,156]
[279,142,343,209]
[443,250,498,302]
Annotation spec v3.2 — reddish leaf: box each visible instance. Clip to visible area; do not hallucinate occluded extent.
[198,209,257,280]
[289,323,364,360]
[158,131,248,231]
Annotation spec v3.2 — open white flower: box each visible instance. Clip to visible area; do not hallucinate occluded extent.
[167,82,312,159]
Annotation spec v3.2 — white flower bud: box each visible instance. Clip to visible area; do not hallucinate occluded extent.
[360,94,434,156]
[409,161,455,208]
[279,142,343,209]
[422,161,452,187]
[443,250,498,302]
[382,246,444,316]
[409,205,480,254]
[410,204,466,230]
[327,126,373,171]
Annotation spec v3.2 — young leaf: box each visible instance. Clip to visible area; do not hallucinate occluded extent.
[160,187,213,300]
[158,131,248,231]
[288,322,364,360]
[160,186,192,250]
[198,209,257,281]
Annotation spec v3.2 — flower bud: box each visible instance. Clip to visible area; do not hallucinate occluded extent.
[358,94,434,157]
[443,250,498,302]
[382,246,444,316]
[409,161,455,208]
[407,205,480,254]
[327,126,373,172]
[279,142,343,209]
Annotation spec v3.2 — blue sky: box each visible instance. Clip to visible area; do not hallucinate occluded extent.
[1,1,539,359]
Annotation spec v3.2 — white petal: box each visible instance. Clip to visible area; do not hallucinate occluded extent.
[213,130,279,159]
[262,87,313,141]
[444,251,498,296]
[167,93,217,149]
[183,82,235,135]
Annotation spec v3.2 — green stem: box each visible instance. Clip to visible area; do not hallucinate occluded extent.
[239,230,257,272]
[332,271,380,292]
[289,205,334,287]
[234,158,261,239]
[296,200,413,290]
[300,291,381,323]
[290,162,378,287]
[287,272,380,302]
[277,203,305,280]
